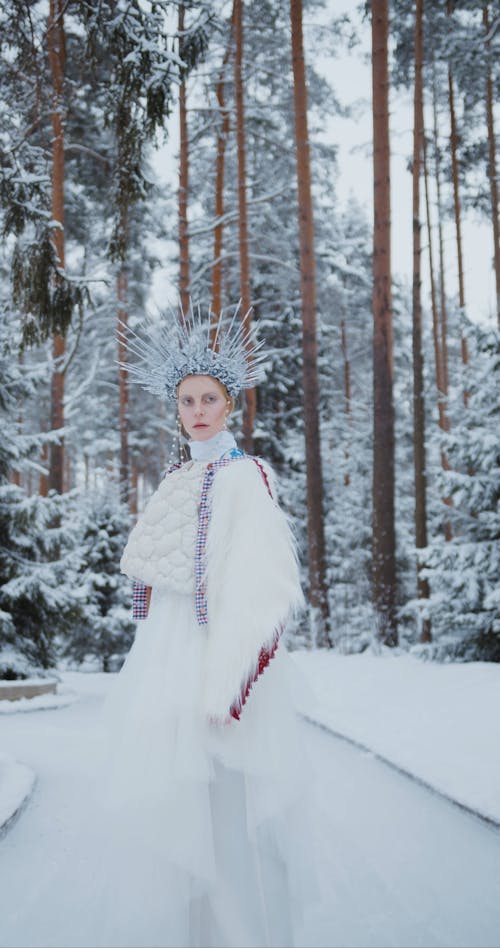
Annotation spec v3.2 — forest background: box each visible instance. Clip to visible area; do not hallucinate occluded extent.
[0,0,498,681]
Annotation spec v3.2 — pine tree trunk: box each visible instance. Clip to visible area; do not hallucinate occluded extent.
[117,265,130,507]
[412,0,431,643]
[483,4,500,328]
[431,62,449,396]
[448,65,469,403]
[65,449,71,491]
[290,0,331,647]
[371,0,397,646]
[12,352,23,488]
[211,15,234,318]
[40,440,48,496]
[423,120,453,541]
[234,0,256,453]
[341,317,351,488]
[178,5,190,317]
[47,0,66,494]
[130,460,139,517]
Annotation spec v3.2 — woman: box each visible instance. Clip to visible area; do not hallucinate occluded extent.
[17,303,322,948]
[105,304,319,948]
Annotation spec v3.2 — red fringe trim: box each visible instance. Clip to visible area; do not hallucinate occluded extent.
[229,625,283,721]
[229,458,282,721]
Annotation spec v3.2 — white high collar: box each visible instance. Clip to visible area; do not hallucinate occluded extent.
[188,429,238,462]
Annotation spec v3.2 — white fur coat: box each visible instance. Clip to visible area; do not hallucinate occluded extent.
[202,457,305,721]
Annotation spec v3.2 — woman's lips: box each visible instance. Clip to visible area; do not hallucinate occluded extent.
[194,423,208,428]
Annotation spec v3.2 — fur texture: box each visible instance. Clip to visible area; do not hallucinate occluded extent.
[203,457,305,720]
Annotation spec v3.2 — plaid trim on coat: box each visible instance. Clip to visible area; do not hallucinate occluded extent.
[194,449,245,625]
[132,581,151,619]
[131,460,182,620]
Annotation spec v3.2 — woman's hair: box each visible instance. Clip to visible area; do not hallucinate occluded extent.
[217,380,235,415]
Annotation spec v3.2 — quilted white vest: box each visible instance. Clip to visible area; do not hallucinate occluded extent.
[120,460,207,593]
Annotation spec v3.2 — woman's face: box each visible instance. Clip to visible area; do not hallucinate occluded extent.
[177,375,230,441]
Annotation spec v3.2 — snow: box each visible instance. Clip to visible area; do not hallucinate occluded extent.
[291,648,500,825]
[0,752,36,833]
[1,651,499,833]
[0,662,500,947]
[0,676,59,688]
[0,690,79,715]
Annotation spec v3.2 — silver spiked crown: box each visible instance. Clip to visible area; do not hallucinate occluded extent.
[117,300,266,399]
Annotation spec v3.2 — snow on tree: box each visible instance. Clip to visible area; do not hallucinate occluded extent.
[0,311,83,675]
[62,492,135,672]
[415,321,499,661]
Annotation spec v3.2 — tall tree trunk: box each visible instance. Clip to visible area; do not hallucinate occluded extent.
[412,0,431,643]
[39,437,49,496]
[431,61,449,396]
[130,460,139,517]
[340,317,352,488]
[12,352,23,488]
[64,449,71,491]
[448,63,469,403]
[371,0,397,646]
[211,14,234,318]
[423,119,453,541]
[234,0,256,453]
[483,3,500,328]
[178,5,190,317]
[290,0,331,647]
[117,264,130,507]
[38,416,50,497]
[47,0,66,494]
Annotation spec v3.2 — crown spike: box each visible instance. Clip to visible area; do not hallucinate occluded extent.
[117,297,266,400]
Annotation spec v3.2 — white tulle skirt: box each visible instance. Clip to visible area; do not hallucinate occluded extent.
[22,587,322,948]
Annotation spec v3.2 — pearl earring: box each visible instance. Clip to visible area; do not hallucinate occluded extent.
[168,414,186,468]
[177,415,189,462]
[168,416,180,468]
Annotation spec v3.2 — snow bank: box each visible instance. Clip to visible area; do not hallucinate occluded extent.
[0,752,36,834]
[291,649,500,825]
[0,690,79,715]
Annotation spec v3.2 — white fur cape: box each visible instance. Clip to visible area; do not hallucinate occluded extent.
[202,457,305,721]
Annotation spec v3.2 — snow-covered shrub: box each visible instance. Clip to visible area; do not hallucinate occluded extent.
[0,646,39,681]
[62,491,135,672]
[0,319,85,675]
[0,484,87,673]
[417,323,500,661]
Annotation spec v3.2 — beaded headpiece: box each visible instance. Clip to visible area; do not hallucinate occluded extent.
[118,300,266,399]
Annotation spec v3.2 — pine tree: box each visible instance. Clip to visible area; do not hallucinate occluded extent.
[417,322,500,661]
[63,493,135,672]
[0,313,83,675]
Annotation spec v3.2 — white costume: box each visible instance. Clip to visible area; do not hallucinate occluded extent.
[77,428,314,947]
[57,430,318,948]
[14,306,325,948]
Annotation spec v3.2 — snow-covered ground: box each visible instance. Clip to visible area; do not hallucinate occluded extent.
[0,689,79,715]
[1,661,500,948]
[1,650,499,837]
[0,752,36,834]
[291,648,500,826]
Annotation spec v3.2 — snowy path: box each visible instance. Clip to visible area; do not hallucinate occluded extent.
[0,672,499,948]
